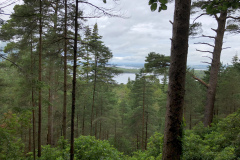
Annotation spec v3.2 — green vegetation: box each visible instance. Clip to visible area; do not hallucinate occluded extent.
[1,0,240,159]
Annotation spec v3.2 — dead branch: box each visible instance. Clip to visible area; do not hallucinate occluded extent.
[193,13,208,23]
[194,42,214,47]
[201,61,211,65]
[202,56,213,60]
[0,53,22,70]
[222,46,230,50]
[196,49,213,54]
[202,34,215,39]
[211,28,217,32]
[188,71,209,88]
[192,75,209,88]
[227,16,240,20]
[78,1,123,18]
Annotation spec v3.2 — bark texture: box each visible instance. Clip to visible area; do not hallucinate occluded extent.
[162,0,191,159]
[204,11,227,127]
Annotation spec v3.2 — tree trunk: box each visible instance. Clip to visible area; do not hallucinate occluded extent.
[38,0,42,157]
[82,105,85,135]
[162,0,191,159]
[31,34,36,160]
[62,0,67,140]
[145,108,148,150]
[91,55,97,136]
[47,59,53,146]
[142,77,145,151]
[204,11,227,127]
[70,0,78,159]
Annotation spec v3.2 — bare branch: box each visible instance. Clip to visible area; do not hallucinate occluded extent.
[194,42,214,47]
[187,71,209,88]
[202,34,215,39]
[201,61,211,65]
[0,53,22,70]
[193,13,208,23]
[169,20,173,25]
[192,74,209,88]
[211,28,217,32]
[227,16,240,20]
[78,1,123,18]
[202,56,212,60]
[222,46,230,50]
[196,49,213,54]
[78,16,101,19]
[213,14,219,21]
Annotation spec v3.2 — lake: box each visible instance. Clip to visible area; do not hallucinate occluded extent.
[113,73,165,84]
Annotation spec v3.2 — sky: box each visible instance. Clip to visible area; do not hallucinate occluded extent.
[1,0,240,66]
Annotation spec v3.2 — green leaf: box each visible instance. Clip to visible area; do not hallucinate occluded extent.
[161,4,167,10]
[103,0,106,3]
[149,0,156,5]
[158,7,162,12]
[159,0,167,4]
[150,3,158,11]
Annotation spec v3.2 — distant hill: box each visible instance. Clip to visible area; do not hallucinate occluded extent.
[110,62,208,70]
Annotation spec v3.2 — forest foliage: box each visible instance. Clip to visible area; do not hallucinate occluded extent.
[1,0,240,159]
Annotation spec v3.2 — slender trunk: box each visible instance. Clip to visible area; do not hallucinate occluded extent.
[76,113,79,137]
[62,0,67,140]
[29,119,31,152]
[47,59,53,146]
[91,55,97,136]
[142,78,145,151]
[136,134,139,150]
[114,120,117,145]
[162,0,191,159]
[38,0,42,157]
[31,35,36,160]
[99,103,102,140]
[70,0,78,159]
[145,108,148,150]
[204,11,227,127]
[82,105,85,135]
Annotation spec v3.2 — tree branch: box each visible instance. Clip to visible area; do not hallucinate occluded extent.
[193,13,208,23]
[196,49,213,54]
[222,47,231,50]
[78,1,123,18]
[227,16,240,20]
[0,53,22,70]
[202,56,213,60]
[191,74,209,88]
[202,34,215,39]
[194,42,214,47]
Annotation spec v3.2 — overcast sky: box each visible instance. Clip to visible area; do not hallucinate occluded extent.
[2,0,240,66]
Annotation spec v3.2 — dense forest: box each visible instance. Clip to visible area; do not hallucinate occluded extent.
[1,0,240,159]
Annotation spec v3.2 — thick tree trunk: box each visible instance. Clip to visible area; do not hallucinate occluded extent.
[38,0,42,157]
[204,11,227,127]
[162,0,191,159]
[62,0,67,140]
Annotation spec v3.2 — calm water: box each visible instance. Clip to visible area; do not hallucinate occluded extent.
[113,73,165,84]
